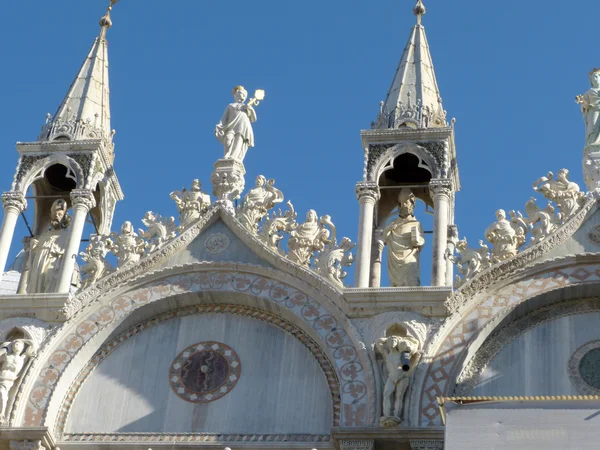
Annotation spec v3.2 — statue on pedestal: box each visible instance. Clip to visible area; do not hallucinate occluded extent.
[375,333,421,426]
[215,86,264,163]
[287,210,333,266]
[577,68,600,148]
[0,339,37,424]
[237,175,284,234]
[107,221,146,267]
[533,169,584,221]
[382,189,425,287]
[26,199,71,293]
[484,209,526,262]
[170,180,211,229]
[80,235,112,289]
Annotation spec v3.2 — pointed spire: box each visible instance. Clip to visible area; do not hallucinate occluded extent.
[39,2,118,145]
[373,0,447,130]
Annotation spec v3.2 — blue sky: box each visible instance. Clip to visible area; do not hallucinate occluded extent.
[0,0,598,286]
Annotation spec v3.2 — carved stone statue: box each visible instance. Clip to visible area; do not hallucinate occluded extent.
[80,235,112,289]
[0,339,37,424]
[533,169,585,222]
[453,238,491,285]
[107,221,146,267]
[375,333,421,426]
[519,198,558,245]
[484,209,526,263]
[170,179,211,229]
[138,211,177,253]
[215,86,257,162]
[237,176,284,234]
[287,210,333,266]
[315,237,355,289]
[577,68,600,148]
[25,199,71,293]
[259,201,298,253]
[382,189,425,287]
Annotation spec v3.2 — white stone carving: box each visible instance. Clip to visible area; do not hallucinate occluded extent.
[25,199,71,294]
[9,441,46,450]
[204,233,231,254]
[107,221,146,268]
[170,179,211,230]
[516,198,558,244]
[237,176,284,234]
[138,212,177,253]
[211,158,246,202]
[533,169,584,222]
[375,332,422,426]
[314,237,355,289]
[258,201,298,253]
[484,209,526,263]
[287,210,334,267]
[0,339,37,425]
[80,234,112,289]
[577,68,600,148]
[215,86,262,162]
[382,189,425,287]
[452,238,491,286]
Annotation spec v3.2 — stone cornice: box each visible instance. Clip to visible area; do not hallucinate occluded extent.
[446,193,600,314]
[360,127,453,147]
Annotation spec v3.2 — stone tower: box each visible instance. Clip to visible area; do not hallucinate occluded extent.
[0,7,123,294]
[354,0,460,288]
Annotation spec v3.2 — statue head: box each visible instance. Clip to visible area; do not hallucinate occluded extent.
[496,209,506,221]
[590,69,600,88]
[191,179,201,191]
[12,340,25,355]
[122,221,133,234]
[398,188,416,218]
[50,199,70,229]
[306,209,318,222]
[558,168,569,181]
[232,86,248,103]
[255,175,267,187]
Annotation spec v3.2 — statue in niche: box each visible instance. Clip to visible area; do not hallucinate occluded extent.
[577,68,600,148]
[215,86,260,162]
[485,209,526,262]
[533,169,584,221]
[0,339,37,424]
[25,199,71,293]
[107,221,146,267]
[375,328,422,427]
[382,189,425,287]
[170,179,211,230]
[237,175,284,234]
[287,210,334,266]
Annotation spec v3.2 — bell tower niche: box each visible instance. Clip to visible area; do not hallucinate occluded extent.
[0,3,123,294]
[354,0,460,288]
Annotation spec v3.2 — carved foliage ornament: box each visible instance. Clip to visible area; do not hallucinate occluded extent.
[1,192,27,213]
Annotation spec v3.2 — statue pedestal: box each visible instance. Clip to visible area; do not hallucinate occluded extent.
[211,159,246,205]
[584,145,600,191]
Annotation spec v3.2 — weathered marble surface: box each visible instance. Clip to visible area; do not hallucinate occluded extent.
[67,312,332,434]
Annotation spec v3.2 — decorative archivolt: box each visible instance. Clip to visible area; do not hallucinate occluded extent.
[13,154,87,194]
[451,169,587,289]
[79,175,356,292]
[366,142,448,182]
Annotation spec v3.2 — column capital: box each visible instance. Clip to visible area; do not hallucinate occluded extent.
[70,189,96,210]
[356,181,380,203]
[409,439,444,450]
[339,439,374,450]
[1,191,27,213]
[429,179,453,199]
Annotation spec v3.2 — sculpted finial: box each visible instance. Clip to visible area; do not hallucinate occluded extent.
[413,0,426,24]
[99,0,120,39]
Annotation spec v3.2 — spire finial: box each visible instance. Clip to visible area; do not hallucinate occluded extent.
[99,0,120,39]
[413,0,426,24]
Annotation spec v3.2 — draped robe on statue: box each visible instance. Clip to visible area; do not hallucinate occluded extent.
[217,103,256,161]
[27,228,65,293]
[582,87,600,147]
[383,217,424,287]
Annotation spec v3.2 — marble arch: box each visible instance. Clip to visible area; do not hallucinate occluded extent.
[368,143,438,183]
[410,256,600,426]
[15,264,375,430]
[14,154,85,194]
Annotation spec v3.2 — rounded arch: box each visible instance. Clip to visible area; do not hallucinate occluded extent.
[16,155,85,194]
[368,143,437,184]
[411,258,600,426]
[17,266,375,430]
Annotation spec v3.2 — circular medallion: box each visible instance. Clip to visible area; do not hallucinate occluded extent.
[589,225,600,246]
[568,341,600,395]
[204,233,230,254]
[169,341,241,403]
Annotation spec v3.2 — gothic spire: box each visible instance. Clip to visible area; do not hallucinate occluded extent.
[374,0,447,130]
[39,4,116,144]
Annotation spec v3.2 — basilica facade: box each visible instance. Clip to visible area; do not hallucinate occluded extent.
[1,1,600,449]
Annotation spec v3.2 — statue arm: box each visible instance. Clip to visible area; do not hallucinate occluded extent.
[245,105,257,122]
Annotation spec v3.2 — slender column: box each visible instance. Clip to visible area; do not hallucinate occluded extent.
[57,189,96,293]
[429,179,452,286]
[445,224,459,287]
[354,181,380,288]
[0,192,27,284]
[369,229,384,288]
